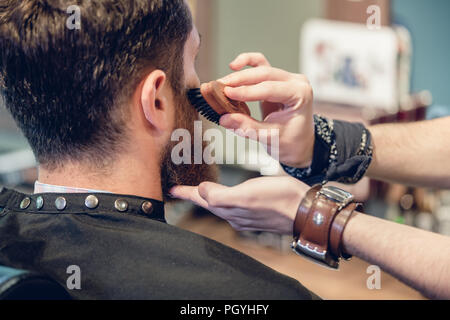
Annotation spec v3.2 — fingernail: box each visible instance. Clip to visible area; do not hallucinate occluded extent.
[217,78,227,85]
[223,86,233,96]
[168,187,177,197]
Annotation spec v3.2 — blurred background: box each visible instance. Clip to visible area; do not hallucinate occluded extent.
[1,0,449,299]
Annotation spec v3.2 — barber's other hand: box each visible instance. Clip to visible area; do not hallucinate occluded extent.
[219,53,314,168]
[170,177,308,235]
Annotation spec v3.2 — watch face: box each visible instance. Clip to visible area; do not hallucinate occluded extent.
[320,186,354,204]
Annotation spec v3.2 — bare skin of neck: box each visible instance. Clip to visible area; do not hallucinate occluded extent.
[38,152,164,201]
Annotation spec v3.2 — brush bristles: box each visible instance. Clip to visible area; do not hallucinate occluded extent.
[187,88,221,124]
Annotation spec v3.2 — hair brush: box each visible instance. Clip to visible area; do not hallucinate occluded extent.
[187,81,251,125]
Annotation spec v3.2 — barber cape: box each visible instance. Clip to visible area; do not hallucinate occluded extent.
[0,188,318,300]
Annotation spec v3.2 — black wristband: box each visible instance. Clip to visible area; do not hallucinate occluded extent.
[281,115,373,185]
[327,119,373,184]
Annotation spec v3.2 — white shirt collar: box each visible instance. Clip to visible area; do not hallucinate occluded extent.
[34,181,109,194]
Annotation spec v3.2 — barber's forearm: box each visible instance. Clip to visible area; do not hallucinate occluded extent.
[343,213,450,299]
[366,117,450,188]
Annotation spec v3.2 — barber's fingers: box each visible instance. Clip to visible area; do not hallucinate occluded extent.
[197,181,249,208]
[169,184,257,224]
[199,177,295,210]
[168,189,240,228]
[181,180,280,209]
[226,80,313,114]
[228,52,271,71]
[228,218,288,234]
[172,177,302,210]
[223,81,300,106]
[219,66,291,87]
[215,208,293,234]
[169,185,209,209]
[170,182,245,209]
[219,113,280,142]
[170,177,303,235]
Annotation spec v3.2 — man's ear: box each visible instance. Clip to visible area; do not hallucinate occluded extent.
[140,69,171,132]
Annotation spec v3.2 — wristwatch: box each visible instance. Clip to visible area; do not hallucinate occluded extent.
[292,185,360,269]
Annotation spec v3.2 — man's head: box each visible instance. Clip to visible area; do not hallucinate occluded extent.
[0,0,216,198]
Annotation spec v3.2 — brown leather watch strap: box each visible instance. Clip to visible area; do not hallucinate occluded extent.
[329,203,360,259]
[297,195,339,258]
[292,185,358,269]
[293,184,322,238]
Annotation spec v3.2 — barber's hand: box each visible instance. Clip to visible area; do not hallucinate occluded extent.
[170,176,309,235]
[219,53,314,168]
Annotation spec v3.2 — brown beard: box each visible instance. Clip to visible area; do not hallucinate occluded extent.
[160,89,218,201]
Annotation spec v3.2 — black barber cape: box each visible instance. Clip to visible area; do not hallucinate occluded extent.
[0,188,318,300]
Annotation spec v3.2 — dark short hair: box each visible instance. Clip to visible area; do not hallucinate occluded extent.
[0,0,192,168]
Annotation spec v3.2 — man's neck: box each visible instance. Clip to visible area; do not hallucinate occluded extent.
[38,156,164,201]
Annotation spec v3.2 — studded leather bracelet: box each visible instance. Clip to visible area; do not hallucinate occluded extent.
[281,115,373,186]
[291,184,360,269]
